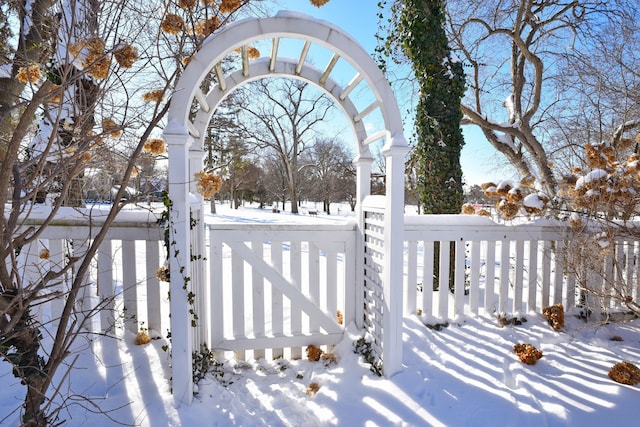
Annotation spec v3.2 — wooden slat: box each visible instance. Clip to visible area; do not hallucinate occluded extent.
[513,240,524,313]
[122,240,137,332]
[528,240,539,312]
[469,241,481,315]
[98,240,114,331]
[271,239,284,359]
[406,241,417,314]
[232,246,245,360]
[49,239,67,321]
[252,240,265,360]
[146,240,161,333]
[422,241,434,318]
[290,240,302,359]
[210,238,224,357]
[438,241,450,319]
[454,239,466,317]
[498,240,510,314]
[553,241,565,305]
[484,241,496,312]
[308,241,320,334]
[541,240,552,308]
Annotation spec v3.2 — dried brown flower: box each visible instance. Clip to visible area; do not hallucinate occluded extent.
[39,248,50,260]
[309,0,330,6]
[16,64,42,84]
[322,353,337,365]
[496,199,520,220]
[156,265,170,282]
[336,310,343,325]
[520,175,535,187]
[161,14,185,35]
[542,303,564,330]
[608,361,640,385]
[114,43,139,68]
[135,331,151,345]
[513,343,543,365]
[194,170,222,199]
[195,16,220,37]
[182,54,194,67]
[247,46,260,59]
[306,382,320,396]
[178,0,197,10]
[102,118,122,138]
[47,84,63,103]
[461,203,475,215]
[306,345,323,362]
[142,89,165,103]
[220,0,241,13]
[143,138,167,155]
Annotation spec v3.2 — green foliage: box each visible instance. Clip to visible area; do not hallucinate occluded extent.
[353,337,383,376]
[378,0,466,214]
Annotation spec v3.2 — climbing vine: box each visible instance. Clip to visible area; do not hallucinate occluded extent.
[377,0,466,214]
[157,191,200,329]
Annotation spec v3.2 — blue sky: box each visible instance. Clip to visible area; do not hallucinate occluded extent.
[275,0,515,186]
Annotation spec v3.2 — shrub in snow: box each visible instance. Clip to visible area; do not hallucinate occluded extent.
[608,361,640,385]
[513,343,543,365]
[306,383,321,396]
[306,345,323,362]
[542,304,565,331]
[475,180,549,220]
[135,331,151,345]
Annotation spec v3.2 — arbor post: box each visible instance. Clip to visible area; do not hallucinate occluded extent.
[381,135,409,378]
[354,153,374,329]
[163,127,194,407]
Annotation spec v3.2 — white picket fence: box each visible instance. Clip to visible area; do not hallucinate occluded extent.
[18,206,640,381]
[17,208,166,334]
[403,215,640,323]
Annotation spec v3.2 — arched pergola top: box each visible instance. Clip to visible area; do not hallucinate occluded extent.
[165,10,408,155]
[192,57,372,155]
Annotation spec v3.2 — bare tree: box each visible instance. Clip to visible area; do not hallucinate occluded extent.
[0,0,262,423]
[302,137,355,214]
[235,78,335,214]
[444,0,640,200]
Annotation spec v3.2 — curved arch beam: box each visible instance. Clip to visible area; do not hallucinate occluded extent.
[192,57,371,156]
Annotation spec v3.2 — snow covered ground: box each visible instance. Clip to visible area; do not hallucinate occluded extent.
[2,202,640,426]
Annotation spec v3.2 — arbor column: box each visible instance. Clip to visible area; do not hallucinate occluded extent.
[163,128,194,407]
[354,153,373,329]
[381,135,409,378]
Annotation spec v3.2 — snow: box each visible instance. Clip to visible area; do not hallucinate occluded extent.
[0,64,11,79]
[2,203,640,426]
[522,192,547,210]
[575,169,608,190]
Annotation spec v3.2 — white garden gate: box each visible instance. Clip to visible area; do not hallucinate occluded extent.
[163,11,409,405]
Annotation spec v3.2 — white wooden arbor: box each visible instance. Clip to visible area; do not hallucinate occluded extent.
[163,11,409,406]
